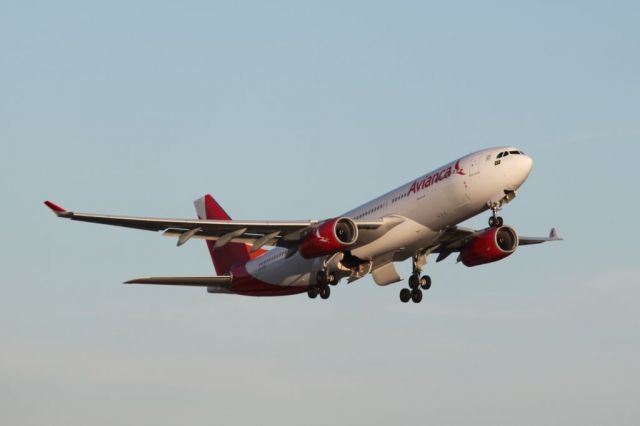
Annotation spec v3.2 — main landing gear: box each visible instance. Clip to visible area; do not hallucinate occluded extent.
[307,270,336,301]
[399,254,432,304]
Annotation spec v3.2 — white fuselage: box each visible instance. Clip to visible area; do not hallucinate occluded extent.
[245,147,533,287]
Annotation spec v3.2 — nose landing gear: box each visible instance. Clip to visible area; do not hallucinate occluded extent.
[488,215,504,227]
[488,203,504,227]
[487,190,517,227]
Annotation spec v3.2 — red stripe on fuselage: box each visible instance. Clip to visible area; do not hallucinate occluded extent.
[228,265,307,297]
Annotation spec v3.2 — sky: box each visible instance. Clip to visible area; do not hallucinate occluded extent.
[1,1,639,425]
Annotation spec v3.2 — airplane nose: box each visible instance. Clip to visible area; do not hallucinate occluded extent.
[523,154,533,173]
[517,154,533,185]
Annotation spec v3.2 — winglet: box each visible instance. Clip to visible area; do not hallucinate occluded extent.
[549,227,563,240]
[44,200,67,216]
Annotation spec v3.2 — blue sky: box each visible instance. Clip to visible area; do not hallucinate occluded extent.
[2,1,639,425]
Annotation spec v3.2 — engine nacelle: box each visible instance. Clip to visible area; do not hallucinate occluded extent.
[460,226,519,267]
[299,217,358,259]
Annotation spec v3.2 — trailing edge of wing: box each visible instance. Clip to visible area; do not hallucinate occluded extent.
[124,276,233,287]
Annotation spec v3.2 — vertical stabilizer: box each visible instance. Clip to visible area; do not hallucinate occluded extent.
[194,195,257,275]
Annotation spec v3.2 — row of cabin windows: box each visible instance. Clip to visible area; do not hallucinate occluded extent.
[392,191,409,203]
[497,150,525,159]
[354,203,385,219]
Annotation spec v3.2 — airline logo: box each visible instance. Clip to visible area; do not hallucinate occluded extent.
[315,228,330,243]
[408,160,465,195]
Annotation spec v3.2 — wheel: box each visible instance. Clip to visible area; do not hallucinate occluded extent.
[408,274,419,289]
[320,285,331,299]
[496,216,504,227]
[307,286,318,299]
[316,271,327,285]
[411,288,423,303]
[327,273,338,286]
[399,288,411,303]
[420,275,431,290]
[488,216,496,227]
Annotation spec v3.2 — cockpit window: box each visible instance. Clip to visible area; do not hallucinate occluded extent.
[497,152,504,159]
[503,151,509,157]
[509,150,520,155]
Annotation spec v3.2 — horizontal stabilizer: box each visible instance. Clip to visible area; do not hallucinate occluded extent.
[124,276,232,287]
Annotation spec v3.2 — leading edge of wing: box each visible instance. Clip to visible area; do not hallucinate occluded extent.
[44,200,320,231]
[124,276,233,287]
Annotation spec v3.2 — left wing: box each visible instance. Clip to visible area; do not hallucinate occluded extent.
[43,201,384,249]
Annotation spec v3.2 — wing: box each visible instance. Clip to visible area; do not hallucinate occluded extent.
[125,276,233,287]
[428,226,562,262]
[43,200,384,249]
[518,227,563,245]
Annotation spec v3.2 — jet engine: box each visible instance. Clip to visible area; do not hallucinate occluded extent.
[299,217,358,259]
[460,226,519,267]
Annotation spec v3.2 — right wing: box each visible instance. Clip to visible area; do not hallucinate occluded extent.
[429,226,563,262]
[518,228,563,245]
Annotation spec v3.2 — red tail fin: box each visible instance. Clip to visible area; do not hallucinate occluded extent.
[194,195,261,275]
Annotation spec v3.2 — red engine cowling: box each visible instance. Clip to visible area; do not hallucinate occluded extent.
[460,226,519,267]
[299,217,358,259]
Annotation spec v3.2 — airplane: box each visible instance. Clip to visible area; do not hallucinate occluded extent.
[44,147,562,304]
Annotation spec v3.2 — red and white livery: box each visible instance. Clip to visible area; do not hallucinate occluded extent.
[45,147,561,303]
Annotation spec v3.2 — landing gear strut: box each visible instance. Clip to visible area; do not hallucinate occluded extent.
[399,254,431,304]
[488,204,504,227]
[316,270,337,286]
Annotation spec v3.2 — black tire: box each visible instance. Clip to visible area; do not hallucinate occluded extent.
[316,271,326,285]
[496,216,504,227]
[488,216,496,227]
[307,286,318,299]
[411,288,423,303]
[408,274,419,289]
[420,275,432,290]
[320,285,331,300]
[400,288,411,303]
